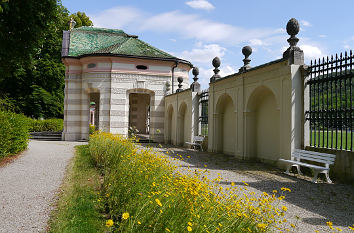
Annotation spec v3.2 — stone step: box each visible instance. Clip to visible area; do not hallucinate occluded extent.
[30,132,62,141]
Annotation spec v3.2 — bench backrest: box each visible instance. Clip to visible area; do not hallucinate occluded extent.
[193,136,204,143]
[292,149,336,167]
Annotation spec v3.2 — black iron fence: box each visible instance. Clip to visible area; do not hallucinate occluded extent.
[199,89,209,136]
[306,50,353,151]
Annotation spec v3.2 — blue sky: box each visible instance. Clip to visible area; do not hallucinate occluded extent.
[62,0,354,89]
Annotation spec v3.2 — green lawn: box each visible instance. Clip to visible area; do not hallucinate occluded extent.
[310,130,352,150]
[48,145,105,233]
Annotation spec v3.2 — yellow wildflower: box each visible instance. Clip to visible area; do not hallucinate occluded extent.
[349,225,354,230]
[138,221,141,225]
[282,206,287,211]
[106,219,114,227]
[187,226,192,232]
[155,198,162,207]
[257,223,267,230]
[281,187,291,192]
[122,212,129,220]
[166,228,171,232]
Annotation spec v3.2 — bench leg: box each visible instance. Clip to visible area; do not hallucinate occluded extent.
[312,171,319,183]
[284,165,291,175]
[295,165,303,175]
[324,172,332,184]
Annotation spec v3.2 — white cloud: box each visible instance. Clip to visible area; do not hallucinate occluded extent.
[194,65,236,89]
[219,65,237,77]
[197,67,213,87]
[319,34,327,38]
[249,39,265,46]
[91,6,142,29]
[186,0,215,10]
[91,7,282,45]
[300,44,324,59]
[179,43,226,63]
[301,20,311,27]
[169,38,177,42]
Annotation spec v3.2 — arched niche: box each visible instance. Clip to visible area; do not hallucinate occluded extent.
[215,93,236,155]
[166,104,174,144]
[178,102,188,146]
[245,86,280,161]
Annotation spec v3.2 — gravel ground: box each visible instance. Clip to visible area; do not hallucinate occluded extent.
[140,143,354,233]
[0,140,85,233]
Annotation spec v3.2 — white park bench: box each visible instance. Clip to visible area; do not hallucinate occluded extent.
[279,149,336,183]
[185,136,205,151]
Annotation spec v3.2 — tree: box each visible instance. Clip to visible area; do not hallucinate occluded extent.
[0,1,93,118]
[70,11,93,28]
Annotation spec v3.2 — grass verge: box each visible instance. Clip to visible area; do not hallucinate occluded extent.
[48,145,105,233]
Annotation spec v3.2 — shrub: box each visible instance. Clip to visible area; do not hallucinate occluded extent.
[88,133,293,233]
[0,110,30,158]
[89,124,95,135]
[29,118,63,132]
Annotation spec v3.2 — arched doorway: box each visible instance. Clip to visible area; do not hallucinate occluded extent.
[178,102,188,146]
[89,91,100,131]
[129,93,151,134]
[215,94,235,155]
[246,86,280,161]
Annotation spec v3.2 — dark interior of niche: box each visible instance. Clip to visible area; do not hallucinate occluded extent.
[136,65,148,70]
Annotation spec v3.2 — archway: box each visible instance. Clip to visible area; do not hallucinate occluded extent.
[167,104,174,144]
[215,94,235,155]
[129,93,150,134]
[178,102,188,146]
[89,92,100,131]
[246,86,280,161]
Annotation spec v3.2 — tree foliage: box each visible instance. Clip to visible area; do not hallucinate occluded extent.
[70,11,93,28]
[0,1,93,118]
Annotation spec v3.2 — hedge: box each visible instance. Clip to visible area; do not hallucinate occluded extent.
[29,118,63,132]
[0,110,30,159]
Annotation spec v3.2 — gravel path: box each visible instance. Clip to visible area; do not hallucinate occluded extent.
[142,144,354,233]
[0,140,85,233]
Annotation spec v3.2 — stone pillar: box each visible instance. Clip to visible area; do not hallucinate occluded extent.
[284,18,305,151]
[190,67,201,138]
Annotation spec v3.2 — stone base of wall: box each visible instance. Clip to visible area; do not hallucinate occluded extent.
[62,132,89,141]
[305,147,354,183]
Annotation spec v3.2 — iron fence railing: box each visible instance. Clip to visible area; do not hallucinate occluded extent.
[306,50,353,151]
[199,89,209,136]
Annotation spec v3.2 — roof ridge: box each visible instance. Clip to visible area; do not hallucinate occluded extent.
[135,38,177,58]
[73,26,127,36]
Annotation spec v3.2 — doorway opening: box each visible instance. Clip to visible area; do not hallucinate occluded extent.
[129,93,151,136]
[89,92,100,131]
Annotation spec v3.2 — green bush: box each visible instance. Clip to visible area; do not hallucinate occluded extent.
[0,110,30,158]
[29,118,63,132]
[89,125,95,135]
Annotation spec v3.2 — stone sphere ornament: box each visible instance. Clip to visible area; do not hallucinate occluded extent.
[177,76,183,84]
[286,18,300,36]
[192,67,199,76]
[212,57,221,68]
[242,46,252,58]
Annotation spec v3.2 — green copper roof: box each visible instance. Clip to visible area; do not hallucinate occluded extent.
[67,27,182,61]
